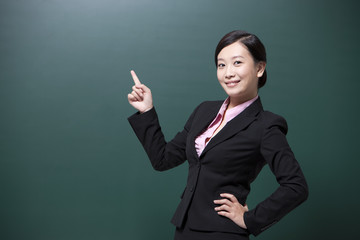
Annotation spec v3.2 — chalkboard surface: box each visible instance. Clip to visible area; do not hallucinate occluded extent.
[1,0,359,239]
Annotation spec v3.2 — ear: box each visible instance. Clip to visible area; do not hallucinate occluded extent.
[256,61,266,78]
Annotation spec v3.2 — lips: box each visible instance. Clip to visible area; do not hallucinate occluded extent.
[225,80,240,87]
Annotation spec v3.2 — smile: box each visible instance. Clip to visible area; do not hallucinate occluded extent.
[225,80,240,87]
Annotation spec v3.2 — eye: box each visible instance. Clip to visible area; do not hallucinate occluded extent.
[234,60,242,65]
[217,63,225,68]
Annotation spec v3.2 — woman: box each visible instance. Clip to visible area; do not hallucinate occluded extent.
[127,30,308,240]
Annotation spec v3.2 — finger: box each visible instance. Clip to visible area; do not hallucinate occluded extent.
[214,198,232,206]
[130,70,141,85]
[128,93,138,102]
[220,193,239,203]
[217,211,231,218]
[139,83,151,93]
[215,204,231,212]
[133,83,151,95]
[132,85,144,96]
[130,90,143,102]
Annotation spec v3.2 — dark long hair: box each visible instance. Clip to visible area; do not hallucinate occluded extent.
[215,30,267,88]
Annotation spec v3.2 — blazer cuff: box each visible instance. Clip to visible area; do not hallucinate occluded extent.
[244,211,278,236]
[244,210,260,236]
[128,107,156,122]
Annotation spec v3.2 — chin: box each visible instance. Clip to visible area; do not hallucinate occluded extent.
[225,90,244,97]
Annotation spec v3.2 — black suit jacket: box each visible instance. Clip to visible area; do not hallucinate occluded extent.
[128,98,308,236]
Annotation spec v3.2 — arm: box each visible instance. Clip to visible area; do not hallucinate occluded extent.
[128,107,193,171]
[244,114,309,236]
[127,70,195,171]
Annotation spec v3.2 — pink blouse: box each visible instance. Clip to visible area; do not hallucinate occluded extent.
[195,95,258,156]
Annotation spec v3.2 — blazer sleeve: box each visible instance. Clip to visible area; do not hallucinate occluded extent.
[128,107,197,171]
[244,113,309,236]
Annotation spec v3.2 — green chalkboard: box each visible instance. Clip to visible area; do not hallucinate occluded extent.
[1,0,359,239]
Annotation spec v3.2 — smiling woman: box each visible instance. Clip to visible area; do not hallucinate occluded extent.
[127,30,308,240]
[216,40,266,108]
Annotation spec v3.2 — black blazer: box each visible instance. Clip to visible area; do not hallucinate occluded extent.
[128,98,308,236]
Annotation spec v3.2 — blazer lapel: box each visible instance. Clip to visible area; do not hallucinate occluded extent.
[200,98,264,158]
[188,101,223,160]
[192,102,223,137]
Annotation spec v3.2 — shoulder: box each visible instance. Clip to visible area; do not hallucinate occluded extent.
[258,110,288,134]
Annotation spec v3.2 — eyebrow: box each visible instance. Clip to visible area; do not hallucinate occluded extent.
[217,55,245,61]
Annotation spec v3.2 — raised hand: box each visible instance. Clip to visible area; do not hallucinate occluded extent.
[127,70,153,113]
[214,193,249,229]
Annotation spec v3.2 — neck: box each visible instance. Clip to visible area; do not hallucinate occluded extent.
[228,94,257,109]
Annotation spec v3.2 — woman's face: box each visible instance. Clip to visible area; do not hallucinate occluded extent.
[217,42,265,105]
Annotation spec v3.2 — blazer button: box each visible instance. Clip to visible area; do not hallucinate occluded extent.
[190,186,194,192]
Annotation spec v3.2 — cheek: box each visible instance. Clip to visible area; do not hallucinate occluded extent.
[240,68,255,81]
[217,70,223,81]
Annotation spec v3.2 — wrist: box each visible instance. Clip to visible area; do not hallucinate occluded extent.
[139,106,153,114]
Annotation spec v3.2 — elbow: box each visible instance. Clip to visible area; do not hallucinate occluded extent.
[293,181,309,204]
[283,180,309,205]
[298,176,309,203]
[296,188,308,207]
[287,174,309,204]
[151,161,169,172]
[152,163,166,172]
[300,182,309,203]
[153,167,167,172]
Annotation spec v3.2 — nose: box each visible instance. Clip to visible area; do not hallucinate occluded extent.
[225,66,235,79]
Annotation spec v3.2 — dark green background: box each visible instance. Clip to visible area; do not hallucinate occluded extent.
[1,0,359,239]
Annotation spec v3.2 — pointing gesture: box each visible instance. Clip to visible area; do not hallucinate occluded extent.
[127,70,153,113]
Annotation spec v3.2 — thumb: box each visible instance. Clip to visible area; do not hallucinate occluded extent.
[243,204,249,211]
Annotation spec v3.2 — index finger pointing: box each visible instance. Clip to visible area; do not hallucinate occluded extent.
[130,70,141,85]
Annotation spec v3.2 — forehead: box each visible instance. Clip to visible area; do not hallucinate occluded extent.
[217,42,251,59]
